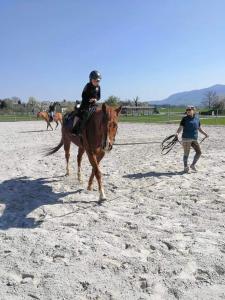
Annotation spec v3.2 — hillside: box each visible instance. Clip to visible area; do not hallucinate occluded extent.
[153,84,225,106]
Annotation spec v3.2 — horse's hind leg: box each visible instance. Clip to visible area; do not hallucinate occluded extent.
[96,152,106,200]
[47,122,53,130]
[64,139,71,176]
[77,147,85,183]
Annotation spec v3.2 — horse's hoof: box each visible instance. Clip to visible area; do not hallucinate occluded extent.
[65,173,69,177]
[98,196,106,205]
[87,186,92,191]
[99,193,107,201]
[77,174,82,183]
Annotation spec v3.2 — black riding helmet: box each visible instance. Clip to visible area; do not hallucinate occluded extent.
[89,70,102,81]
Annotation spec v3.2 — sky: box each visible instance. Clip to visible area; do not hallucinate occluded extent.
[1,0,225,102]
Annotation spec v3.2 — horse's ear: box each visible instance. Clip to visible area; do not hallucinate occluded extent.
[115,105,122,115]
[102,103,107,113]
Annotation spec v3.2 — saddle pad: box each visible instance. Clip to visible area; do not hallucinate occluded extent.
[63,112,75,129]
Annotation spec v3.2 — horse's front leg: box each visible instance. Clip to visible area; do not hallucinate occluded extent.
[87,152,106,200]
[64,140,71,176]
[77,147,85,183]
[87,168,95,191]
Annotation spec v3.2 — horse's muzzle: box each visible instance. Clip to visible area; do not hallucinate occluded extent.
[102,140,113,152]
[108,143,113,151]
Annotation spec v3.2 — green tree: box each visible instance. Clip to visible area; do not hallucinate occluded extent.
[105,95,120,106]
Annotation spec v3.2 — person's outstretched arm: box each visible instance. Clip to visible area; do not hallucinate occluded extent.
[176,125,183,137]
[176,117,185,137]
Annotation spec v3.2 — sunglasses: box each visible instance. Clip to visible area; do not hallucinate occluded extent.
[186,109,192,111]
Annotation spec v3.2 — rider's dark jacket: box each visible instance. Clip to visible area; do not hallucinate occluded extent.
[48,104,55,113]
[79,82,101,112]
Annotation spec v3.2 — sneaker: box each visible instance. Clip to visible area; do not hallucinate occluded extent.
[190,164,197,172]
[184,166,190,173]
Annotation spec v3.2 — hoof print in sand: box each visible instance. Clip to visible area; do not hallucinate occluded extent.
[21,274,34,284]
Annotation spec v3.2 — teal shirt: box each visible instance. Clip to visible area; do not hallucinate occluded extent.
[180,115,200,140]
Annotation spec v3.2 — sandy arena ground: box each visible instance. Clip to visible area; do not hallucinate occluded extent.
[0,121,225,300]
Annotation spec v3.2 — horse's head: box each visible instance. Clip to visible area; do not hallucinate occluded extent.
[102,103,122,152]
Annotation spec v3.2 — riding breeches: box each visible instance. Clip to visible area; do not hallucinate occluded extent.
[182,139,202,167]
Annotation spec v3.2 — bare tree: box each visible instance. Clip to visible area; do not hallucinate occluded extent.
[213,97,225,111]
[202,90,218,109]
[133,96,139,107]
[11,96,22,104]
[27,96,38,107]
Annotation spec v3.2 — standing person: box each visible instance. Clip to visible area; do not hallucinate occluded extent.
[72,70,101,135]
[176,106,209,173]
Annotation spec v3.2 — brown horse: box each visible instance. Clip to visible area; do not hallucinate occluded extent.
[46,104,121,200]
[37,111,63,130]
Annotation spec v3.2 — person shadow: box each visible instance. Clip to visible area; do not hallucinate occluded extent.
[123,170,184,180]
[19,130,48,133]
[0,176,91,230]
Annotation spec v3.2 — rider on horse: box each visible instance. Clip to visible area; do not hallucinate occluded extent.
[48,102,56,122]
[72,70,101,135]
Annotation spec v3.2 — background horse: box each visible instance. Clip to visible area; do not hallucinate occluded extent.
[37,111,63,130]
[46,103,122,201]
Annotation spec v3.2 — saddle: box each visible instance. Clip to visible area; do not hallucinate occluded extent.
[63,111,76,129]
[64,106,97,135]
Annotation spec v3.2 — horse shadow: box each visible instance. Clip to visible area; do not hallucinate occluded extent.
[123,170,184,179]
[0,176,89,230]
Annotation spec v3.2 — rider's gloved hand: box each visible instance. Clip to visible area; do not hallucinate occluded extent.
[89,98,97,103]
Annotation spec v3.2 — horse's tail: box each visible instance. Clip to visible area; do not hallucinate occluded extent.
[45,139,64,156]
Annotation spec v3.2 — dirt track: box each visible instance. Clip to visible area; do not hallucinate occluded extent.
[0,121,225,300]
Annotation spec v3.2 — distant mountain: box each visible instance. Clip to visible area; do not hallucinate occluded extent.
[152,84,225,106]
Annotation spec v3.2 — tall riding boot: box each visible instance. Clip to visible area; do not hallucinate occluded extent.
[72,116,80,135]
[80,111,89,133]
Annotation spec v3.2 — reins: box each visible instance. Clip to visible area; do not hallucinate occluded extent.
[161,134,208,155]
